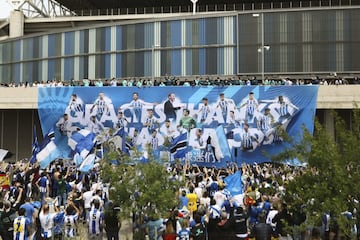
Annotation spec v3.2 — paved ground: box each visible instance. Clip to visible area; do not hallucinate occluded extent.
[76,220,133,240]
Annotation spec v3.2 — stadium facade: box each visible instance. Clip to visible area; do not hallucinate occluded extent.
[0,3,360,161]
[1,7,360,82]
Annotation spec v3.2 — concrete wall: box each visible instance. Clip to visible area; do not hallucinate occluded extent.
[1,85,360,109]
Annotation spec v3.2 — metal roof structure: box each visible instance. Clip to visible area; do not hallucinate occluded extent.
[55,0,360,14]
[7,0,75,18]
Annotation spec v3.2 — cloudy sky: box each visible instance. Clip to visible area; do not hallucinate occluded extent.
[0,0,13,18]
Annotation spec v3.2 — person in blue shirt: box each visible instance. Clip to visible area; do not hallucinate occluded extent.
[53,209,65,240]
[179,190,189,210]
[19,197,36,225]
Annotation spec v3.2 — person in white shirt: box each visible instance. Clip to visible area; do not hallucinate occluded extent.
[113,111,128,131]
[82,188,94,219]
[192,129,207,150]
[213,189,227,209]
[216,93,236,121]
[66,94,84,117]
[110,78,117,87]
[87,116,104,135]
[90,92,112,120]
[39,203,57,240]
[160,119,178,143]
[120,92,156,122]
[56,114,72,137]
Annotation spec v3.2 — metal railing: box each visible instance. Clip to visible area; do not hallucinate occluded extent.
[74,0,360,16]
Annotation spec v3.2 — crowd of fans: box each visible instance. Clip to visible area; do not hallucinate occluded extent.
[0,156,357,240]
[1,74,359,88]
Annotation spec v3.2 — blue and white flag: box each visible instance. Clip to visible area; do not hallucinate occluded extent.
[68,129,96,159]
[30,126,40,164]
[73,153,83,166]
[224,171,243,196]
[170,131,188,159]
[214,125,232,162]
[37,128,61,169]
[78,153,96,172]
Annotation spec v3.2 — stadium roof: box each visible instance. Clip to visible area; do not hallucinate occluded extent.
[56,0,262,10]
[55,0,360,14]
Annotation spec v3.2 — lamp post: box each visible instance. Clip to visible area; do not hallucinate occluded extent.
[190,0,198,15]
[253,13,270,82]
[152,44,160,83]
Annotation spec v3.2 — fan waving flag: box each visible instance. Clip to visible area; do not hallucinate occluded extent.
[68,129,96,159]
[37,128,61,169]
[224,171,243,196]
[170,131,188,159]
[30,126,40,164]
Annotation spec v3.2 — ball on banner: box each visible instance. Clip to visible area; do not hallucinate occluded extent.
[234,133,242,142]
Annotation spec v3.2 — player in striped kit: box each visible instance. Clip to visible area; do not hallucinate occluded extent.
[36,172,49,202]
[13,208,30,240]
[121,92,156,123]
[113,110,128,131]
[63,201,80,239]
[240,92,259,123]
[147,129,164,158]
[143,109,160,133]
[90,92,111,120]
[216,93,236,122]
[67,94,83,117]
[198,97,211,123]
[274,95,299,125]
[149,129,159,151]
[241,123,258,151]
[87,200,104,239]
[258,108,275,144]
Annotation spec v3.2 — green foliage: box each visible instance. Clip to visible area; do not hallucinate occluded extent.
[272,109,360,237]
[100,146,181,223]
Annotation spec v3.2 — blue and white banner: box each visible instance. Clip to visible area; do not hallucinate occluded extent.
[38,86,318,167]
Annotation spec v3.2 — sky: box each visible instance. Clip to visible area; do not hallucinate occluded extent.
[0,0,13,18]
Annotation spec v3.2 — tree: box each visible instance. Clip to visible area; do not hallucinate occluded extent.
[272,110,360,238]
[100,144,182,240]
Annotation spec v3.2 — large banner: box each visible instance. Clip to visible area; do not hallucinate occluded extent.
[38,86,318,167]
